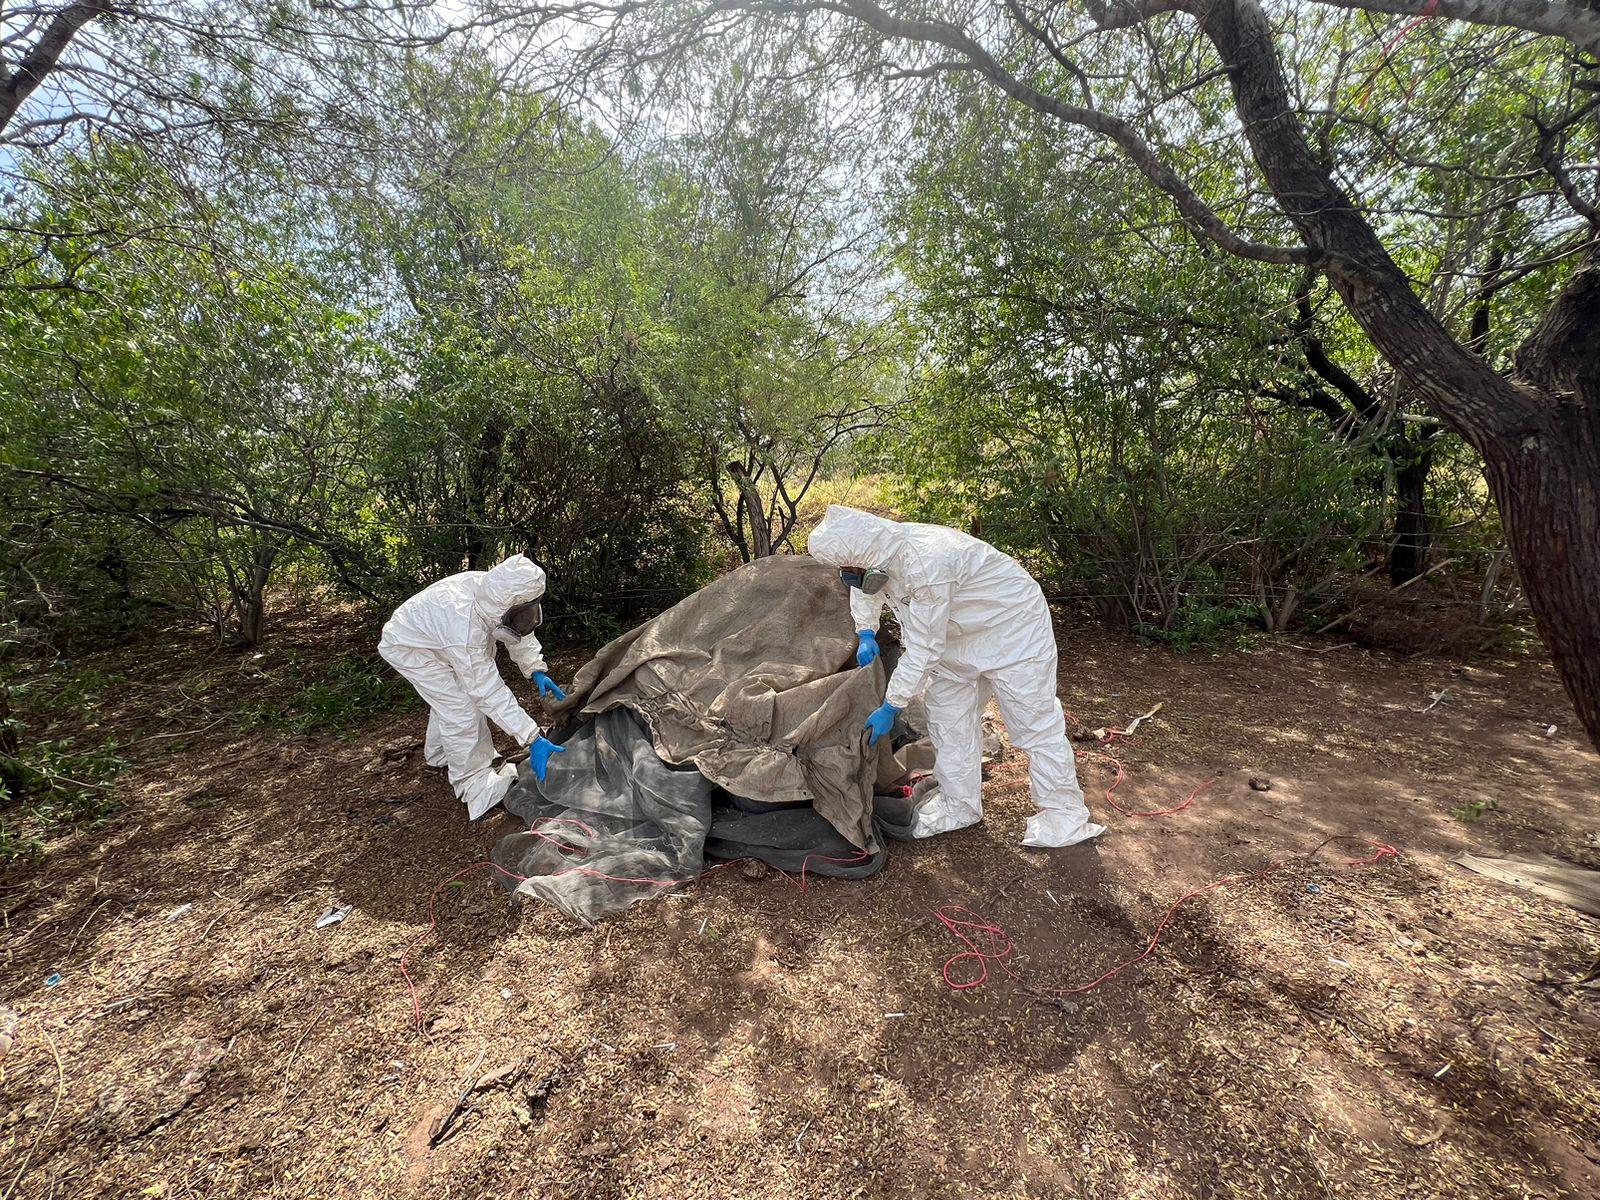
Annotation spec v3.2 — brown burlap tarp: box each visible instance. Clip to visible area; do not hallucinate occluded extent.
[548,554,903,850]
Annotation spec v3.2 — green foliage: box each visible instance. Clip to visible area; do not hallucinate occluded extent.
[0,10,1554,676]
[0,143,385,647]
[243,656,413,736]
[0,636,127,861]
[881,97,1382,640]
[1451,798,1499,824]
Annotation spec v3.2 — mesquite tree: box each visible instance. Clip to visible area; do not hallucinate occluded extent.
[588,0,1600,746]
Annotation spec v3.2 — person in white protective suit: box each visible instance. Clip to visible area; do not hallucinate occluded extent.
[378,554,567,821]
[807,506,1104,848]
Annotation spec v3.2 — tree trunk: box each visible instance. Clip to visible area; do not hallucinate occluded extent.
[1388,438,1433,586]
[1480,413,1600,744]
[464,413,509,569]
[1490,249,1600,747]
[234,543,279,649]
[726,461,772,559]
[1197,0,1600,748]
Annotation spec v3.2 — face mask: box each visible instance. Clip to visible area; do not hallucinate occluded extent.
[501,600,543,637]
[839,567,890,595]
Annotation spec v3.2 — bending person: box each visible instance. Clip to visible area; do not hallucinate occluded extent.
[378,554,567,820]
[808,505,1103,848]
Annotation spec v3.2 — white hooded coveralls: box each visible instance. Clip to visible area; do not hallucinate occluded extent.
[807,506,1101,847]
[378,555,549,820]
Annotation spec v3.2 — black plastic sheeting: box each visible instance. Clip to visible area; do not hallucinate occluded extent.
[493,707,918,925]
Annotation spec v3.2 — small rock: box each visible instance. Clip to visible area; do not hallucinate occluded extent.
[475,1062,521,1090]
[1248,777,1273,792]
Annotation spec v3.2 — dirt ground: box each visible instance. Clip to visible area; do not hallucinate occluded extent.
[3,611,1599,1200]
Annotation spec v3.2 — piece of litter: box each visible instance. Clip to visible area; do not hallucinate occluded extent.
[1433,1064,1452,1080]
[1121,701,1164,736]
[1544,724,1557,737]
[651,1042,676,1051]
[883,1012,907,1019]
[697,918,708,936]
[44,972,63,988]
[1328,958,1352,968]
[165,902,194,922]
[499,988,512,1000]
[794,1117,812,1153]
[315,904,353,929]
[1306,883,1321,894]
[1046,890,1059,907]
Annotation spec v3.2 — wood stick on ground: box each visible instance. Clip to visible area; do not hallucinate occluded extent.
[431,1048,488,1147]
[5,1020,65,1200]
[1121,701,1164,736]
[282,1005,330,1092]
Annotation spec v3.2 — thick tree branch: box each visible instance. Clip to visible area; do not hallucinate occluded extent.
[1263,383,1362,434]
[1082,0,1184,31]
[1295,0,1600,55]
[1533,108,1600,230]
[1292,288,1383,420]
[0,1,111,138]
[1192,0,1543,441]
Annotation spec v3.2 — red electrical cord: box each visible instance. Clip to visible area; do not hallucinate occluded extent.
[927,705,1402,998]
[402,702,1400,1020]
[1082,724,1214,818]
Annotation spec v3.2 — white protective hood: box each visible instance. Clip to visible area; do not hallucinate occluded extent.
[380,553,550,748]
[806,505,966,588]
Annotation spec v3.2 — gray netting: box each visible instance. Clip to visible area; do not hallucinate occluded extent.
[491,556,934,924]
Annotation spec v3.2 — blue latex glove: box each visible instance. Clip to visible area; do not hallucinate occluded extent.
[532,671,566,702]
[527,735,565,781]
[855,630,880,668]
[864,700,901,747]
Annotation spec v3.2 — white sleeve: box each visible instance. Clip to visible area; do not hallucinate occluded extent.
[502,630,548,677]
[443,641,540,745]
[884,583,954,709]
[850,588,888,634]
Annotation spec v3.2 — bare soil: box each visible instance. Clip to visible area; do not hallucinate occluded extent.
[3,612,1599,1199]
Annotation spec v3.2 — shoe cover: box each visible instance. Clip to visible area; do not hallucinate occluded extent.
[465,764,519,821]
[1022,812,1105,848]
[908,794,983,839]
